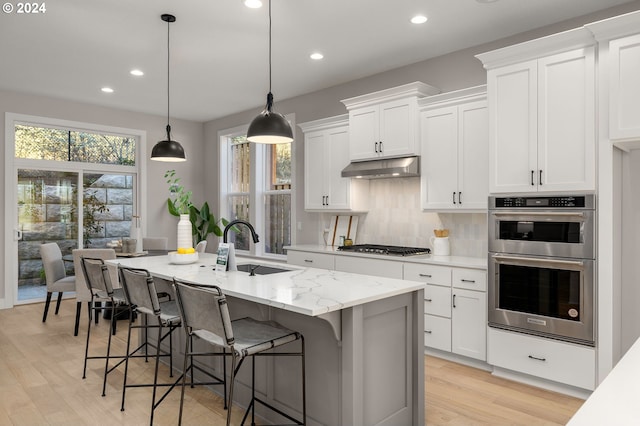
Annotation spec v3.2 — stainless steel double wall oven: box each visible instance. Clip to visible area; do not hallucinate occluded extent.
[488,194,596,346]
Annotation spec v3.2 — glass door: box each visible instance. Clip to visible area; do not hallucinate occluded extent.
[17,169,79,302]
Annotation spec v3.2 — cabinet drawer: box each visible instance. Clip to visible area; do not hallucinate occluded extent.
[424,284,451,317]
[424,315,451,352]
[404,263,451,286]
[488,328,595,390]
[287,251,335,270]
[335,256,403,279]
[452,268,487,291]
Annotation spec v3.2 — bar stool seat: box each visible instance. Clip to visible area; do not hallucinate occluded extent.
[173,279,306,426]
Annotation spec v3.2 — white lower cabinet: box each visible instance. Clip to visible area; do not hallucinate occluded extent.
[452,288,487,360]
[488,328,595,390]
[287,251,335,270]
[405,263,487,361]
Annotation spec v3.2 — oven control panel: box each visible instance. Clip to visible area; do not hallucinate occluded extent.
[493,196,588,208]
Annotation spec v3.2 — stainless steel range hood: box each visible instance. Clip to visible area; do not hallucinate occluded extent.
[341,155,420,179]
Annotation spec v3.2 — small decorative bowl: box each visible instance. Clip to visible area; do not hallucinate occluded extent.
[168,251,199,265]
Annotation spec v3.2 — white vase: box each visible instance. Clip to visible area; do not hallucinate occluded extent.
[177,214,192,249]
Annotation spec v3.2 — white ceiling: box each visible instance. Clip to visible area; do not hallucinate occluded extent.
[0,0,636,122]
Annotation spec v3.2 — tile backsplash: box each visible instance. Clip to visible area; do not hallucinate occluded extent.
[320,177,487,258]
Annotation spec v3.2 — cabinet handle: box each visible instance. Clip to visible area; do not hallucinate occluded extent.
[539,170,543,186]
[419,273,432,278]
[326,195,329,206]
[425,298,433,302]
[531,170,535,186]
[379,141,383,153]
[460,279,476,283]
[458,192,462,204]
[528,355,547,362]
[374,141,378,153]
[425,330,432,334]
[452,294,456,308]
[452,191,456,204]
[304,259,313,263]
[321,196,325,206]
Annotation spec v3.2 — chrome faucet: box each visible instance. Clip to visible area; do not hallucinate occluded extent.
[223,219,260,244]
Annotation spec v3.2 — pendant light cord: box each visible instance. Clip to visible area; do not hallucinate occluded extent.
[166,16,172,139]
[269,0,272,94]
[265,0,273,111]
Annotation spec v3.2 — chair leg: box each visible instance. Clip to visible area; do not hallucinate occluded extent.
[178,332,191,425]
[74,301,82,336]
[82,300,94,379]
[42,292,52,322]
[95,301,101,324]
[102,303,118,397]
[149,322,163,425]
[54,292,63,315]
[120,313,135,411]
[226,354,237,426]
[301,337,306,425]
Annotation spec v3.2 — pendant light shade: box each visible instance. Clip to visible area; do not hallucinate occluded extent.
[151,13,186,162]
[247,0,293,144]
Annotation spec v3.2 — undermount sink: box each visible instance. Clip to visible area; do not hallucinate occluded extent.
[236,263,292,276]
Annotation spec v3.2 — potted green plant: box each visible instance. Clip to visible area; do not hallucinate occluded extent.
[165,170,234,247]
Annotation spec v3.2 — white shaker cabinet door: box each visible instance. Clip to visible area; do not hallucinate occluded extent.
[326,127,351,209]
[458,101,489,209]
[348,105,379,161]
[304,131,328,210]
[451,288,487,361]
[537,47,595,192]
[488,60,538,193]
[379,98,417,158]
[610,34,640,142]
[421,106,459,209]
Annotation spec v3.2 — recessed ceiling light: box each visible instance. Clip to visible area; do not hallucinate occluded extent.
[310,52,324,60]
[101,87,114,93]
[244,0,262,8]
[410,15,428,24]
[130,69,144,76]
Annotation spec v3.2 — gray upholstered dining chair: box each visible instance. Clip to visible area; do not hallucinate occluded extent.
[72,248,118,336]
[78,255,129,396]
[142,237,168,251]
[40,242,76,323]
[172,279,306,426]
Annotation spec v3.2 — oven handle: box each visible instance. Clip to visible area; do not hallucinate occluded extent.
[491,211,586,219]
[492,253,585,269]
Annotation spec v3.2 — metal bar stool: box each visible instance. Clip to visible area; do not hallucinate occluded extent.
[118,265,182,424]
[78,256,129,396]
[172,279,306,426]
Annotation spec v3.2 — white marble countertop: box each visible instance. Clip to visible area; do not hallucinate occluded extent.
[567,336,640,425]
[107,253,424,317]
[285,244,487,269]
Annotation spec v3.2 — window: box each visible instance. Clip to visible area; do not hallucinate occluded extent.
[220,121,294,258]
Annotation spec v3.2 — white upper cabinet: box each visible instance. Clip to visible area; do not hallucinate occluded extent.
[587,10,640,148]
[478,28,596,193]
[342,82,439,161]
[299,115,368,212]
[420,87,488,211]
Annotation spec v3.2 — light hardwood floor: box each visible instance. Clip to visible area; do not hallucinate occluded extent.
[0,300,584,425]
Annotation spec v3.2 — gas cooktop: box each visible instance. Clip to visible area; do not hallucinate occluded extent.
[337,244,430,256]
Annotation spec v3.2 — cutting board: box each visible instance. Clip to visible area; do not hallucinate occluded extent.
[329,215,358,246]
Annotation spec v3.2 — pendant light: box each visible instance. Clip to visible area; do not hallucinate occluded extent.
[246,0,293,144]
[151,13,186,162]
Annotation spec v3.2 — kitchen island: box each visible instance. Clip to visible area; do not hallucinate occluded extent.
[108,253,425,426]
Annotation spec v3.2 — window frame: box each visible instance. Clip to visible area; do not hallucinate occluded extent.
[218,114,296,260]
